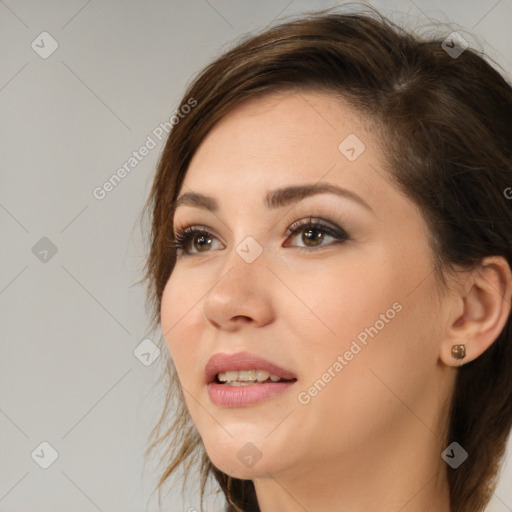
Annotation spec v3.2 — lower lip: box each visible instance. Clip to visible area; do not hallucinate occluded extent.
[207,381,296,407]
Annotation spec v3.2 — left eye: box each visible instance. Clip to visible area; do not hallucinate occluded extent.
[172,219,349,256]
[284,220,349,249]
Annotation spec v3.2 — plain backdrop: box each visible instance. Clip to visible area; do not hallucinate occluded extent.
[1,1,511,511]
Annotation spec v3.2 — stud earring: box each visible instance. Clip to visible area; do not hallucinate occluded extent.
[451,344,466,361]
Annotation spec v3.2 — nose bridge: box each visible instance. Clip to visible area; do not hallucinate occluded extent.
[212,237,268,300]
[202,239,273,328]
[216,229,268,279]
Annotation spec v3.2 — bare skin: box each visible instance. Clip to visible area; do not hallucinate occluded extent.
[160,89,512,512]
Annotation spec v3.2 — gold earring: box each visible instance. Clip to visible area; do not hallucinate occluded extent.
[451,344,466,361]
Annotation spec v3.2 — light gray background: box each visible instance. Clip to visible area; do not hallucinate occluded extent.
[1,1,511,511]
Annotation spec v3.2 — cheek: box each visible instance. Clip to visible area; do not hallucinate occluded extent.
[290,303,436,460]
[280,250,402,349]
[160,271,205,383]
[288,248,437,403]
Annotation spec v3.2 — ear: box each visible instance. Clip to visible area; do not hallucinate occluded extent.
[439,256,512,367]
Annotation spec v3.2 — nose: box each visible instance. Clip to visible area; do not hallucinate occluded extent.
[202,250,275,331]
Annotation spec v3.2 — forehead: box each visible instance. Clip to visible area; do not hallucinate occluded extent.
[183,90,375,191]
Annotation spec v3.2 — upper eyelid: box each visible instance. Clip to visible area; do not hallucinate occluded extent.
[285,217,345,234]
[172,218,343,237]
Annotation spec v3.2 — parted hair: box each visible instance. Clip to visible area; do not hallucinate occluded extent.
[141,5,512,512]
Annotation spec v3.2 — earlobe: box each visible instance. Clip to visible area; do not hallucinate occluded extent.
[439,256,512,367]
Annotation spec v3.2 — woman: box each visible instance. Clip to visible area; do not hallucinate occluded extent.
[142,6,512,512]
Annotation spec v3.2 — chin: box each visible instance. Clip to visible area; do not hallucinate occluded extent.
[209,456,271,480]
[203,441,279,480]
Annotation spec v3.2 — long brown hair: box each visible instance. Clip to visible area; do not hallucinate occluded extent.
[140,5,512,511]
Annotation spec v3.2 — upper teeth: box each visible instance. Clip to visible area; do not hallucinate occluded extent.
[217,370,282,382]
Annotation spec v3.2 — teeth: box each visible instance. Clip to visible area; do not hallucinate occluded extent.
[217,369,284,383]
[256,369,270,381]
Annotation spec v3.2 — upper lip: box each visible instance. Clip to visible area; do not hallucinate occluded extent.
[204,352,297,384]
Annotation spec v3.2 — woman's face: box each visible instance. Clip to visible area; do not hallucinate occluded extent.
[160,90,454,483]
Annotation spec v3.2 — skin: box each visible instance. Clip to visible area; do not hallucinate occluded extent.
[160,89,512,512]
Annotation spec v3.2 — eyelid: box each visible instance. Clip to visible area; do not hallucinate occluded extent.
[284,217,348,239]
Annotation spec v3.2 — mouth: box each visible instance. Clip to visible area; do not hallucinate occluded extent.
[204,351,297,385]
[205,352,298,407]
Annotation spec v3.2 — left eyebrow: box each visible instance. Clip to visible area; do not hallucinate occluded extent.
[264,183,373,213]
[173,182,373,214]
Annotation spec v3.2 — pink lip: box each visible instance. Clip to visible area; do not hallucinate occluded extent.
[204,352,297,408]
[208,381,296,407]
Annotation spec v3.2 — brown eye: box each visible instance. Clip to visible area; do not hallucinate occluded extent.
[302,228,324,246]
[193,233,212,252]
[284,218,349,250]
[172,226,224,255]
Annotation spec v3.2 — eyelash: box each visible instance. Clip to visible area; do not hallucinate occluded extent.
[171,217,350,256]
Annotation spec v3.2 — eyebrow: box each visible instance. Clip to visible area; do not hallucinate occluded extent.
[173,183,373,213]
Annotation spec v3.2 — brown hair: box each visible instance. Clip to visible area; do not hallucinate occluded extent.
[141,5,512,512]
